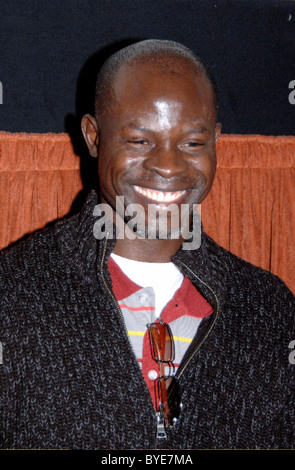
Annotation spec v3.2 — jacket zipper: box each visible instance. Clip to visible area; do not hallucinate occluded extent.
[100,237,143,364]
[99,237,220,443]
[99,236,159,439]
[99,236,136,344]
[173,260,220,380]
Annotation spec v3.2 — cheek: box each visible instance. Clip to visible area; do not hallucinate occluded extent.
[192,153,216,184]
[190,154,216,202]
[98,142,121,183]
[203,148,217,177]
[98,151,135,198]
[204,163,216,186]
[98,153,118,201]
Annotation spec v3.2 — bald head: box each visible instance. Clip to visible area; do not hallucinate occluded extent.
[94,39,218,121]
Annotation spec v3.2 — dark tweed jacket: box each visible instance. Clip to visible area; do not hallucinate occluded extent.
[0,190,294,449]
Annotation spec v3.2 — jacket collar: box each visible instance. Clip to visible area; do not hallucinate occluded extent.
[64,190,228,307]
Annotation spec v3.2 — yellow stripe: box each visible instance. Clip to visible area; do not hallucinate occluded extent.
[173,336,193,343]
[127,331,193,343]
[128,331,145,336]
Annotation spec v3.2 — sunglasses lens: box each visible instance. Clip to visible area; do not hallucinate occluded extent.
[157,376,182,427]
[167,377,182,425]
[149,323,174,362]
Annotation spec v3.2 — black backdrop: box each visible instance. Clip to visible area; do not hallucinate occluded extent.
[0,0,294,136]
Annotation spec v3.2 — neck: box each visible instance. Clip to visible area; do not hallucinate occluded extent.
[113,237,183,262]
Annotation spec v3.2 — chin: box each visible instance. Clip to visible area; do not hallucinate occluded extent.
[124,212,186,241]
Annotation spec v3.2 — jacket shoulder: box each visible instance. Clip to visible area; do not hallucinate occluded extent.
[202,231,295,301]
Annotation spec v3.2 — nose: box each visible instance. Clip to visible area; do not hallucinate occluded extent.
[142,146,188,178]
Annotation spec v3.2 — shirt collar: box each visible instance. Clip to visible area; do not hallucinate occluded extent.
[108,256,213,319]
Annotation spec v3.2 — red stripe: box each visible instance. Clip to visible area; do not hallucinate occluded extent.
[119,304,155,311]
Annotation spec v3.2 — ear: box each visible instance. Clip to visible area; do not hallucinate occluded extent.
[81,114,99,157]
[215,122,222,143]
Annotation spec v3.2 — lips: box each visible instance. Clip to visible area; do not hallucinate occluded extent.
[133,185,187,203]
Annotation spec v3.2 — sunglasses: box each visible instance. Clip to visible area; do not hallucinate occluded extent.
[147,321,182,437]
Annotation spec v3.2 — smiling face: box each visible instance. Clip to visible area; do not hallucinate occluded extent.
[82,56,221,259]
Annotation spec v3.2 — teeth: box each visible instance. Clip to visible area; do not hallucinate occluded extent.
[133,186,186,203]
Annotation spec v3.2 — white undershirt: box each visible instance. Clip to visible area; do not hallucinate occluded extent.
[111,253,184,318]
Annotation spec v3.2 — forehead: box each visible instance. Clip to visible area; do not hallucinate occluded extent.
[100,59,216,124]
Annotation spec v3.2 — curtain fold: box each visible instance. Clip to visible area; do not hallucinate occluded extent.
[0,131,294,293]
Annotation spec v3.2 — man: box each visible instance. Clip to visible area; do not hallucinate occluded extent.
[0,39,294,450]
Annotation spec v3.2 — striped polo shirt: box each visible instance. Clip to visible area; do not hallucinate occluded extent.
[108,256,213,408]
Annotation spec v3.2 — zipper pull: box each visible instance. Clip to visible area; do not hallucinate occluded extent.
[155,411,167,439]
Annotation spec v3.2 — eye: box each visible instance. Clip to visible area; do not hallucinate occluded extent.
[127,139,150,148]
[181,141,204,148]
[129,140,148,145]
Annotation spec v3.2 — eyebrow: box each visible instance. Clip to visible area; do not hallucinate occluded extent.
[127,123,153,133]
[126,123,210,134]
[185,127,209,135]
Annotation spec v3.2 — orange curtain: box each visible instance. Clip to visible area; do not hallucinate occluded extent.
[0,131,294,293]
